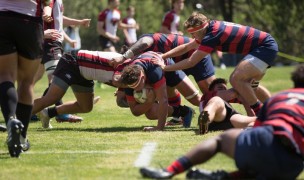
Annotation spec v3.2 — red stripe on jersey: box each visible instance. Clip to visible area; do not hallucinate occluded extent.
[198,45,214,53]
[152,77,166,90]
[242,28,255,54]
[152,34,161,52]
[126,94,136,102]
[219,25,233,44]
[229,26,247,53]
[258,31,267,45]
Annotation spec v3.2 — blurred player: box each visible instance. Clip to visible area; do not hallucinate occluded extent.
[139,64,304,179]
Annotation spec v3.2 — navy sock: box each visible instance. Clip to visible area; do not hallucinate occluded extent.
[0,81,17,124]
[47,107,58,118]
[16,103,32,138]
[250,101,262,115]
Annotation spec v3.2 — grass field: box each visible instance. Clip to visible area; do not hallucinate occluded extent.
[0,66,303,179]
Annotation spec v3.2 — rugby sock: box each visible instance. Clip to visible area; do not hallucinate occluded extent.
[47,107,58,118]
[16,103,32,138]
[172,105,182,117]
[168,92,181,106]
[0,82,17,124]
[250,101,263,115]
[166,156,193,175]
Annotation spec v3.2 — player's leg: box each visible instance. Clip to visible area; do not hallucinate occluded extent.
[174,76,201,106]
[229,114,256,128]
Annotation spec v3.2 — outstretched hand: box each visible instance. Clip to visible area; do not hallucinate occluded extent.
[110,56,125,68]
[151,57,166,70]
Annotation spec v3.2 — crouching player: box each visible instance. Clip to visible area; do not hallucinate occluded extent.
[32,50,126,128]
[120,51,196,131]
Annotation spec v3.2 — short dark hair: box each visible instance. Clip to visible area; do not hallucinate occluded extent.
[208,78,227,91]
[291,64,304,88]
[120,64,143,86]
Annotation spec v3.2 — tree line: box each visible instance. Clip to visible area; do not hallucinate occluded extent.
[63,0,304,64]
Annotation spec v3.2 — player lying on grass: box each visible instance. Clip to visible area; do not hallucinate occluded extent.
[139,64,304,179]
[197,78,262,135]
[32,50,127,128]
[120,51,195,131]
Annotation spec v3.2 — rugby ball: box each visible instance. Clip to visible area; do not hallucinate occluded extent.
[133,88,148,103]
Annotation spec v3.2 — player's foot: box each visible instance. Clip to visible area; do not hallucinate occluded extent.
[55,114,83,123]
[40,108,52,129]
[0,124,7,132]
[165,117,183,126]
[30,114,39,122]
[181,106,194,128]
[93,96,101,104]
[6,118,24,158]
[20,135,30,152]
[139,167,174,179]
[186,168,229,180]
[198,111,210,135]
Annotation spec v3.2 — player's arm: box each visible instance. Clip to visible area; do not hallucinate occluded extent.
[143,83,168,131]
[63,16,91,27]
[63,30,76,48]
[159,25,172,34]
[216,88,239,102]
[161,39,198,59]
[161,49,208,71]
[110,36,154,67]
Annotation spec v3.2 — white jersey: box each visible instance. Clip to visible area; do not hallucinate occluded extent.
[77,50,122,83]
[122,17,137,44]
[44,0,64,42]
[98,8,121,36]
[161,10,180,34]
[0,0,43,17]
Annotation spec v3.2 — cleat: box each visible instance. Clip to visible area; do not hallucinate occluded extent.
[93,96,101,104]
[186,168,229,180]
[198,111,210,135]
[165,117,183,126]
[20,135,30,152]
[7,118,24,158]
[182,106,194,128]
[0,124,6,132]
[40,108,52,129]
[140,167,174,179]
[30,114,39,122]
[55,114,83,123]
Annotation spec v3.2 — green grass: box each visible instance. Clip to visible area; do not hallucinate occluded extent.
[0,66,303,179]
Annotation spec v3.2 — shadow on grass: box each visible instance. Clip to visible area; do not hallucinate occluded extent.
[0,152,12,159]
[35,126,198,133]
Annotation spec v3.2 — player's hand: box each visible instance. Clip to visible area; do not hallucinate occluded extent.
[69,40,77,48]
[44,29,61,40]
[111,36,120,43]
[110,56,125,68]
[43,6,53,23]
[151,57,166,70]
[81,19,91,27]
[143,126,162,131]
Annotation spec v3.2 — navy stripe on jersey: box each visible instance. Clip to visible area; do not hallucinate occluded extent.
[141,33,194,63]
[256,88,304,156]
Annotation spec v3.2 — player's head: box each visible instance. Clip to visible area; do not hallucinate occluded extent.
[208,78,227,91]
[126,5,135,16]
[108,0,120,8]
[171,0,184,11]
[291,64,304,88]
[121,64,146,91]
[184,12,210,40]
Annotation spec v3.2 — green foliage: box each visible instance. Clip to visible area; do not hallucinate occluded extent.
[62,0,303,62]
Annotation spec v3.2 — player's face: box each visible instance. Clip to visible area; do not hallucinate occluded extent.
[213,83,227,91]
[133,72,146,91]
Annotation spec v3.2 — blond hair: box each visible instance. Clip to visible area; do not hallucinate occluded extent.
[184,12,210,30]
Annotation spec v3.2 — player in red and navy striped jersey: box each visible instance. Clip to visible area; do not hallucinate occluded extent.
[139,64,304,179]
[160,12,278,116]
[112,33,215,94]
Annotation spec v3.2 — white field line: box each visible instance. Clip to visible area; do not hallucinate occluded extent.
[134,142,157,167]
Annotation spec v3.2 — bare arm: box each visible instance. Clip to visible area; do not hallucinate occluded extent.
[162,50,208,71]
[162,39,198,59]
[63,16,91,27]
[216,88,239,102]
